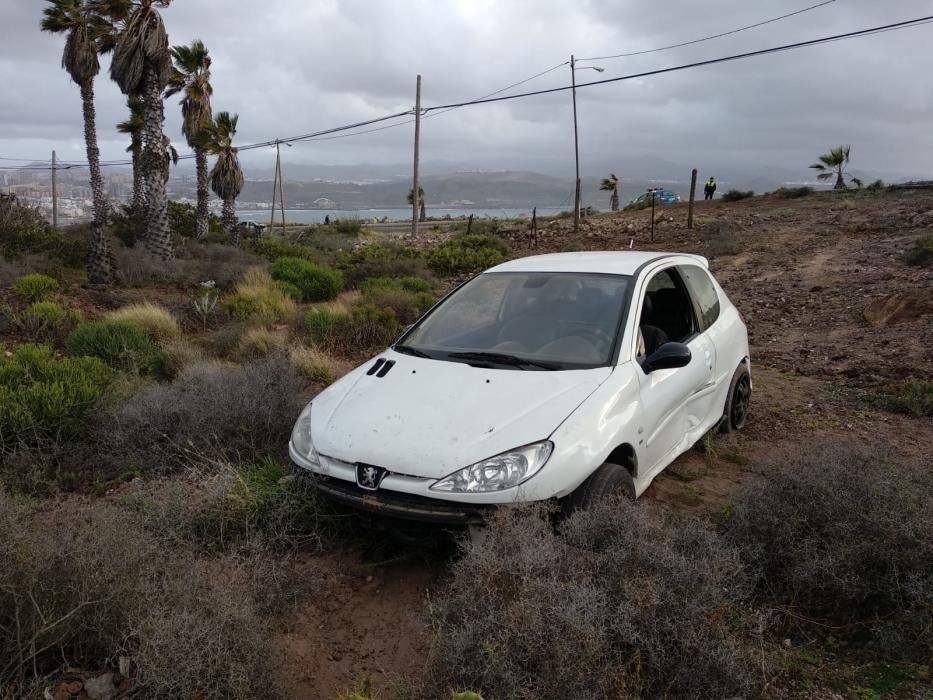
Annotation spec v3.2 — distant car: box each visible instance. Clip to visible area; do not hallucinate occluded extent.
[290,251,750,524]
[238,221,266,238]
[630,190,681,207]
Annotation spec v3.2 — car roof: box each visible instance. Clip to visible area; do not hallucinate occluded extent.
[486,251,707,275]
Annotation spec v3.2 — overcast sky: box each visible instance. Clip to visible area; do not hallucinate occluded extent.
[2,0,932,180]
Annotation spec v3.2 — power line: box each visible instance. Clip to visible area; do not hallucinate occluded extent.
[578,0,838,61]
[4,14,932,171]
[424,14,933,111]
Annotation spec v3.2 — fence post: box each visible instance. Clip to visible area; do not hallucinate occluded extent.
[688,168,697,230]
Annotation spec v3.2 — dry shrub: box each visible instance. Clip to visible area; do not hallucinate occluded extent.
[113,243,264,291]
[104,302,181,342]
[423,499,753,699]
[101,354,307,473]
[290,344,345,384]
[160,336,203,376]
[723,442,933,659]
[0,489,294,699]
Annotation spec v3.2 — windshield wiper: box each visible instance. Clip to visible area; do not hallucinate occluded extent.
[446,351,559,371]
[393,344,432,359]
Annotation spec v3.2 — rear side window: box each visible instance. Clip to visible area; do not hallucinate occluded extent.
[680,265,721,330]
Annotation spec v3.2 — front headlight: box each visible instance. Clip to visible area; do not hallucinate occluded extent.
[430,441,553,493]
[290,402,320,466]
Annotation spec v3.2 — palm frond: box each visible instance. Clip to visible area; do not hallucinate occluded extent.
[815,172,834,181]
[809,163,828,171]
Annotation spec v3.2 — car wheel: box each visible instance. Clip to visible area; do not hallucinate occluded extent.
[720,363,751,433]
[561,461,635,516]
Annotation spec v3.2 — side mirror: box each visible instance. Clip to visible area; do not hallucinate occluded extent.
[643,342,691,373]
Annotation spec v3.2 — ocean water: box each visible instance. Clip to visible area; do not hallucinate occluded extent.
[237,206,569,225]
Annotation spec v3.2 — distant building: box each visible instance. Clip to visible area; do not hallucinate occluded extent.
[312,197,336,210]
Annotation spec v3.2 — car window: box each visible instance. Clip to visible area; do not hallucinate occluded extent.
[679,264,721,331]
[402,272,630,369]
[640,268,696,345]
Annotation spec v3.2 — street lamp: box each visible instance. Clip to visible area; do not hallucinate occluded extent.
[570,55,604,234]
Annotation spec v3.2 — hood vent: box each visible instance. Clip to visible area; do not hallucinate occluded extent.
[365,358,396,378]
[376,360,396,377]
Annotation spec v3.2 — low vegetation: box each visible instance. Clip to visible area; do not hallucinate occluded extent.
[67,319,166,376]
[104,302,181,342]
[270,256,344,302]
[865,379,933,417]
[773,185,814,198]
[905,234,933,267]
[14,273,59,302]
[426,234,509,275]
[721,189,755,202]
[223,268,297,324]
[724,442,932,661]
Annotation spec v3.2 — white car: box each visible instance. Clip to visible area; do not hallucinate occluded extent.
[290,251,751,524]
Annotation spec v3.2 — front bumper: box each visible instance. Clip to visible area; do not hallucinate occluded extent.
[298,468,497,525]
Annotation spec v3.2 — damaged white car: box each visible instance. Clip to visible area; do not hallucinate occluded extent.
[290,251,750,524]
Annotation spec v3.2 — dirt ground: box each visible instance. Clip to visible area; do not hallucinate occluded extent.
[275,190,933,697]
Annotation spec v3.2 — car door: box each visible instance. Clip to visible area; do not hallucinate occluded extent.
[678,264,724,434]
[633,267,713,475]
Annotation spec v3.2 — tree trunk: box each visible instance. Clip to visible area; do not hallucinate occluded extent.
[195,148,209,239]
[223,197,239,246]
[80,79,113,285]
[834,169,846,190]
[141,64,173,260]
[419,201,426,222]
[610,191,619,212]
[130,134,144,212]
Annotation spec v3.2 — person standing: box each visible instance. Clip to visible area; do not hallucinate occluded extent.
[704,176,717,201]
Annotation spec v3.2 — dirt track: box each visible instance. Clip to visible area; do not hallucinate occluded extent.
[278,190,933,696]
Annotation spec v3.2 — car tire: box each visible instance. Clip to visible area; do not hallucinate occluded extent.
[720,363,751,433]
[561,461,636,517]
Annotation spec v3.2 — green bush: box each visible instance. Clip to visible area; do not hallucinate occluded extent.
[270,257,343,302]
[427,235,508,275]
[245,236,318,262]
[14,273,59,302]
[67,320,165,375]
[905,235,933,267]
[223,269,297,325]
[0,344,111,449]
[721,189,754,202]
[275,279,304,300]
[866,178,887,192]
[305,304,399,355]
[168,200,223,239]
[361,286,435,324]
[108,205,146,247]
[0,194,84,266]
[774,186,813,199]
[359,276,433,294]
[337,243,430,287]
[23,301,80,343]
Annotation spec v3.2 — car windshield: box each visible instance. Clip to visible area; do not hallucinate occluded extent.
[398,271,631,370]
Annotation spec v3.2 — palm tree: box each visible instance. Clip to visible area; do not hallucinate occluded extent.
[116,95,145,211]
[810,145,851,190]
[97,0,175,259]
[407,186,426,222]
[197,112,244,245]
[166,40,212,239]
[600,173,620,211]
[41,0,114,284]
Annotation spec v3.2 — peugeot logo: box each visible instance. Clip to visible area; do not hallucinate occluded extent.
[356,463,387,491]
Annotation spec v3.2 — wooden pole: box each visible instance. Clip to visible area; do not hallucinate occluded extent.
[571,55,581,235]
[650,189,657,243]
[51,150,58,229]
[687,168,697,230]
[466,212,474,236]
[531,206,538,249]
[411,74,422,236]
[277,141,287,235]
[270,141,279,229]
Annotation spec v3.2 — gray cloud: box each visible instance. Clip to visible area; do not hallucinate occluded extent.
[1,0,931,180]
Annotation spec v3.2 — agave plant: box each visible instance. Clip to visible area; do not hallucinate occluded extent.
[407,186,426,222]
[600,173,620,211]
[197,112,244,245]
[166,40,213,239]
[95,0,175,259]
[809,145,851,190]
[41,0,114,284]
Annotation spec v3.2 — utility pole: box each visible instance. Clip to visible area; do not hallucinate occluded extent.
[688,168,697,230]
[411,74,422,237]
[276,140,286,235]
[270,140,279,229]
[649,188,658,243]
[570,55,581,234]
[51,150,58,229]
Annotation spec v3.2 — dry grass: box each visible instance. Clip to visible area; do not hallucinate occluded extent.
[224,268,297,325]
[104,302,181,342]
[237,326,288,359]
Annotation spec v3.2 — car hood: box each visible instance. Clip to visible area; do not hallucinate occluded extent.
[310,350,612,479]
